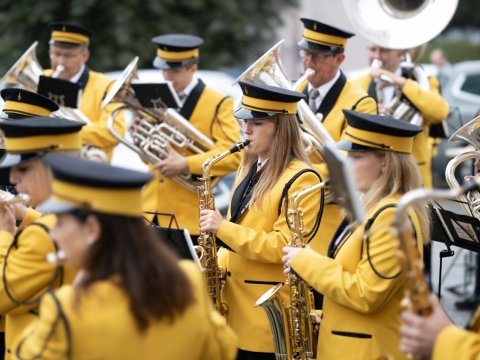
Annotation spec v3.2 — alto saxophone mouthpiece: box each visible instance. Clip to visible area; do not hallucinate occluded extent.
[229,141,250,153]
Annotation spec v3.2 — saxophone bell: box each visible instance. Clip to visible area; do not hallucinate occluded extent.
[46,249,66,265]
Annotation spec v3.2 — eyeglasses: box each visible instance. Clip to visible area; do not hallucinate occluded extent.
[299,49,335,62]
[48,51,83,60]
[366,46,392,55]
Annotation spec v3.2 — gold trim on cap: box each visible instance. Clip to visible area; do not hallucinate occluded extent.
[242,95,298,115]
[5,133,82,153]
[51,30,90,46]
[345,127,414,153]
[52,180,142,217]
[4,100,51,117]
[303,28,347,48]
[156,48,199,62]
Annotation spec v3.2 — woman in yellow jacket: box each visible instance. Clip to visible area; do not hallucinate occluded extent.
[0,117,83,359]
[15,155,237,359]
[200,81,323,359]
[282,110,430,360]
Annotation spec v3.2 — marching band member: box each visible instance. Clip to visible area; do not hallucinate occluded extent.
[200,81,322,360]
[44,21,126,160]
[282,110,430,360]
[142,33,241,242]
[353,42,449,189]
[295,18,378,260]
[0,117,83,359]
[400,294,479,359]
[15,155,237,359]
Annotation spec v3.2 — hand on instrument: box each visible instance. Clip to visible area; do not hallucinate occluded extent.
[370,67,407,89]
[282,245,310,274]
[0,201,16,235]
[153,143,189,178]
[464,161,480,181]
[399,294,451,358]
[199,208,224,234]
[0,189,27,221]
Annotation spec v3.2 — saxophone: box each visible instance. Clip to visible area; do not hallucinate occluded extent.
[197,141,250,317]
[255,181,326,360]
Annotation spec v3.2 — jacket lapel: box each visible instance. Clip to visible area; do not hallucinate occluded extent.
[327,218,352,258]
[76,65,90,92]
[367,77,378,102]
[316,71,347,118]
[229,165,256,223]
[179,79,206,120]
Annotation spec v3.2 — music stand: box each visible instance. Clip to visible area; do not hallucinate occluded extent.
[131,81,181,109]
[323,144,364,224]
[146,212,203,271]
[37,76,81,108]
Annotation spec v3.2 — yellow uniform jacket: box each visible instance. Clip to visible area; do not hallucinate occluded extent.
[142,80,241,236]
[44,67,126,159]
[217,159,322,353]
[16,260,237,360]
[0,212,77,360]
[433,325,480,359]
[353,74,449,188]
[291,194,424,360]
[297,72,377,256]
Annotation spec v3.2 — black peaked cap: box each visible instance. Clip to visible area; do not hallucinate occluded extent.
[151,34,204,52]
[300,18,355,39]
[47,21,94,38]
[0,117,84,138]
[238,81,305,102]
[1,88,59,113]
[44,154,153,189]
[342,110,423,137]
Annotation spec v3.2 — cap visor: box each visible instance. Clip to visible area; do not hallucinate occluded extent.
[0,153,44,169]
[153,57,191,70]
[37,198,76,215]
[297,39,335,52]
[233,108,276,120]
[335,139,375,152]
[48,40,82,48]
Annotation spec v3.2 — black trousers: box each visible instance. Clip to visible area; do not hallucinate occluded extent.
[236,349,276,360]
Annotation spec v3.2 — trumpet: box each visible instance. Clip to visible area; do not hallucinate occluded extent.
[0,193,30,205]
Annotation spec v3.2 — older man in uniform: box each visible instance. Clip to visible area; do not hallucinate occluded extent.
[44,21,125,160]
[352,43,449,189]
[142,34,241,242]
[295,18,377,260]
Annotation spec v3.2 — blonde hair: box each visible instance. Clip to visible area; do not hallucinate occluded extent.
[233,114,311,210]
[362,150,430,243]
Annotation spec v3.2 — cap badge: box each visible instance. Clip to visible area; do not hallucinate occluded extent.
[17,93,21,101]
[245,87,248,95]
[62,26,66,32]
[313,23,317,30]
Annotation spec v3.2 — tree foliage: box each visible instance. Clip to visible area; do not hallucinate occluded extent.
[0,0,299,74]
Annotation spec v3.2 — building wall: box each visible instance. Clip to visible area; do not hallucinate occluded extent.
[275,0,369,79]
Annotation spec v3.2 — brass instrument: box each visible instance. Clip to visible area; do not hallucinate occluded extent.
[233,40,334,164]
[0,42,92,126]
[0,193,30,205]
[103,57,217,192]
[445,115,480,218]
[198,140,250,317]
[343,0,458,127]
[255,181,327,360]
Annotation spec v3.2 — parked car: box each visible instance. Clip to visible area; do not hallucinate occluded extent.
[106,69,242,216]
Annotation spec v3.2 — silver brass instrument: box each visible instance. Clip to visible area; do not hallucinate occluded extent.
[255,181,327,360]
[198,141,250,317]
[446,115,480,218]
[233,40,334,164]
[0,193,30,205]
[343,0,458,127]
[103,57,216,192]
[0,42,92,126]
